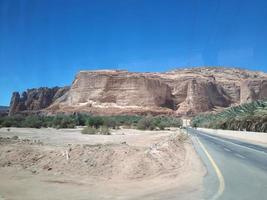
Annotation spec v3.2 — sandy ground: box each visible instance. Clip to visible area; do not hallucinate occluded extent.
[0,127,205,200]
[198,128,267,147]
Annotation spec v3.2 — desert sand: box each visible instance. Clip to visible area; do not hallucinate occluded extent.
[0,127,205,200]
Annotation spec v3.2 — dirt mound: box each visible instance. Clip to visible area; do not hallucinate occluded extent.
[0,134,187,181]
[0,129,205,200]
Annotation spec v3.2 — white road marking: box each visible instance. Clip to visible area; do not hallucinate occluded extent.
[223,147,231,152]
[234,153,246,159]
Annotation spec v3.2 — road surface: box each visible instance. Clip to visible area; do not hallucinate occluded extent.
[189,128,267,200]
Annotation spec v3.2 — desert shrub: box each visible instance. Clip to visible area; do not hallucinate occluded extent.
[81,126,97,134]
[137,116,155,130]
[99,126,111,135]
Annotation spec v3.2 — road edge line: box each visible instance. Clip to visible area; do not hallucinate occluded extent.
[196,137,225,200]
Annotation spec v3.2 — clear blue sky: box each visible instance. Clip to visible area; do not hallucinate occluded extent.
[1,0,267,106]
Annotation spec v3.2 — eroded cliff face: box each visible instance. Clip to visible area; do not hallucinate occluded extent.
[9,67,267,116]
[47,71,174,115]
[175,79,231,115]
[9,87,69,116]
[240,79,267,104]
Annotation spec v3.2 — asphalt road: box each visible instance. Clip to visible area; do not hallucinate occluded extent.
[188,128,267,200]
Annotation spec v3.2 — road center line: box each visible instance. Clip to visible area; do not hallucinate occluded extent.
[196,137,225,200]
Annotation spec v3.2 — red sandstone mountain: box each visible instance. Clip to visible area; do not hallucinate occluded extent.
[9,67,267,116]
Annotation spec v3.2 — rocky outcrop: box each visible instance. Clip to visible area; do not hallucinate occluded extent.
[9,87,69,116]
[175,79,231,115]
[9,67,267,116]
[240,79,267,104]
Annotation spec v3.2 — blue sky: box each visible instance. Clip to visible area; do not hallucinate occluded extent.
[1,0,267,105]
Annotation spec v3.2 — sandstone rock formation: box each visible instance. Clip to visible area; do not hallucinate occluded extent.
[174,79,231,115]
[46,70,174,115]
[9,87,69,116]
[240,79,267,104]
[9,67,267,116]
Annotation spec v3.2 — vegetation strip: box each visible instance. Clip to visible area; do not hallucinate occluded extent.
[192,100,267,132]
[0,114,182,131]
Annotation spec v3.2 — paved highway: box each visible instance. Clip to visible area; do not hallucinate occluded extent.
[189,128,267,200]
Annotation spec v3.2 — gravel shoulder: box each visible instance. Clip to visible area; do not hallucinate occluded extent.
[0,127,205,200]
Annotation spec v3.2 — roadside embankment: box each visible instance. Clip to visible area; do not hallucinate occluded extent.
[0,127,205,200]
